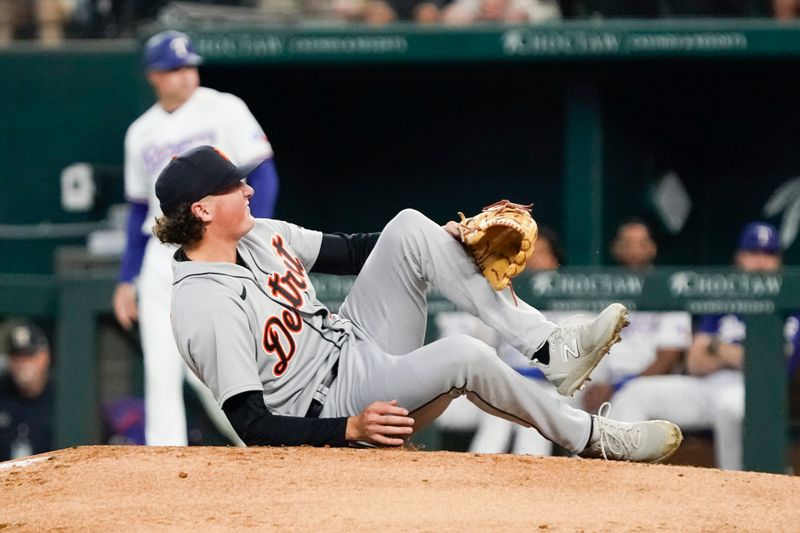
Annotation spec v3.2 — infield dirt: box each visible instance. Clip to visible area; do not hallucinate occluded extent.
[1,445,798,531]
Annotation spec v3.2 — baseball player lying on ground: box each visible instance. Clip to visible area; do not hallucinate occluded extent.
[151,145,683,462]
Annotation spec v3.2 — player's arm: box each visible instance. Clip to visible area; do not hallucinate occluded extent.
[638,348,684,377]
[223,391,349,446]
[222,391,414,447]
[310,233,381,275]
[112,200,149,330]
[686,333,743,375]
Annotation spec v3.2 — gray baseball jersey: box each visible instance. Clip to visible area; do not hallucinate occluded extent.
[171,219,343,416]
[170,210,594,452]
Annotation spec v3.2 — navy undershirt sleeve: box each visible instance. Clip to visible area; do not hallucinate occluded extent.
[311,232,380,275]
[223,391,349,447]
[119,201,149,282]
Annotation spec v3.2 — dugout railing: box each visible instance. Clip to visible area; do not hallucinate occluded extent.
[0,266,796,473]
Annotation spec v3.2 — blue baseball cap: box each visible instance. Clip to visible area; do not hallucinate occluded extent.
[144,31,203,71]
[737,222,781,254]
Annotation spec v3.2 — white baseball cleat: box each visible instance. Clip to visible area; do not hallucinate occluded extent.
[533,302,630,396]
[579,403,683,463]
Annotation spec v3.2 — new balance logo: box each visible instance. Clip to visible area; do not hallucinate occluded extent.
[560,339,581,362]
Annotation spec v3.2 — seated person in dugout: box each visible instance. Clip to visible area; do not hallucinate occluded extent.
[151,145,683,462]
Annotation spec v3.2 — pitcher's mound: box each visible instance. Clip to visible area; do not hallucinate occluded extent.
[1,445,798,531]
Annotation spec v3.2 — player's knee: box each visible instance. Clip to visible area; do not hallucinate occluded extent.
[384,209,428,236]
[394,208,426,224]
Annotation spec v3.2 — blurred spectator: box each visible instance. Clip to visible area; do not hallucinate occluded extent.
[0,0,75,44]
[563,0,767,18]
[610,218,657,272]
[360,0,445,24]
[0,320,54,461]
[579,219,690,415]
[434,228,572,455]
[441,0,559,24]
[611,221,793,471]
[69,0,165,38]
[773,0,800,18]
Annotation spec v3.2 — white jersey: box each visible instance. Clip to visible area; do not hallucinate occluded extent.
[124,86,273,234]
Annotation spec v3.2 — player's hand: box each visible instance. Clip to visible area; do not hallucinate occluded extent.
[582,383,614,414]
[442,221,461,241]
[112,282,139,331]
[346,400,414,446]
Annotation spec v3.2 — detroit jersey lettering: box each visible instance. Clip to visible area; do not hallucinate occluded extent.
[170,219,347,417]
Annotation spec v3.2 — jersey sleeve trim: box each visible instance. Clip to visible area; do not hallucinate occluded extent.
[218,383,265,408]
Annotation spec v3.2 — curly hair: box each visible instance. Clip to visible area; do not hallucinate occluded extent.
[153,203,205,247]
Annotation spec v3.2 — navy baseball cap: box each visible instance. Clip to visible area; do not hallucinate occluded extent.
[737,222,781,254]
[3,321,48,357]
[156,146,264,215]
[144,31,203,71]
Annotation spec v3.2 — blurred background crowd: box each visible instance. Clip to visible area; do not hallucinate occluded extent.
[2,0,800,45]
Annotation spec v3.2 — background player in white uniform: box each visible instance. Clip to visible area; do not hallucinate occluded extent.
[580,220,691,414]
[111,31,279,446]
[150,145,683,463]
[611,222,788,470]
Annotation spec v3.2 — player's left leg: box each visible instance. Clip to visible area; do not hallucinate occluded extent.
[339,209,628,395]
[341,209,556,354]
[138,263,188,446]
[339,209,556,356]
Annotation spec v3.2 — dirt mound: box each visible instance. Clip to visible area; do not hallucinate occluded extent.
[1,445,798,531]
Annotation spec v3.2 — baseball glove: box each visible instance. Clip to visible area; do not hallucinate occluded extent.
[457,199,538,291]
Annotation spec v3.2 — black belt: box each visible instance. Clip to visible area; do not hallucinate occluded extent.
[306,360,339,418]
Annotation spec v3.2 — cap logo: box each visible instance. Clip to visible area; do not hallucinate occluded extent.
[170,37,190,59]
[757,225,771,247]
[213,147,231,161]
[12,326,31,348]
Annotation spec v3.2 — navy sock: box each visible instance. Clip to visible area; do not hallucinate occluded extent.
[533,341,550,364]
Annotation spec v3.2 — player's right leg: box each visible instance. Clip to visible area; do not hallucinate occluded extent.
[325,335,681,462]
